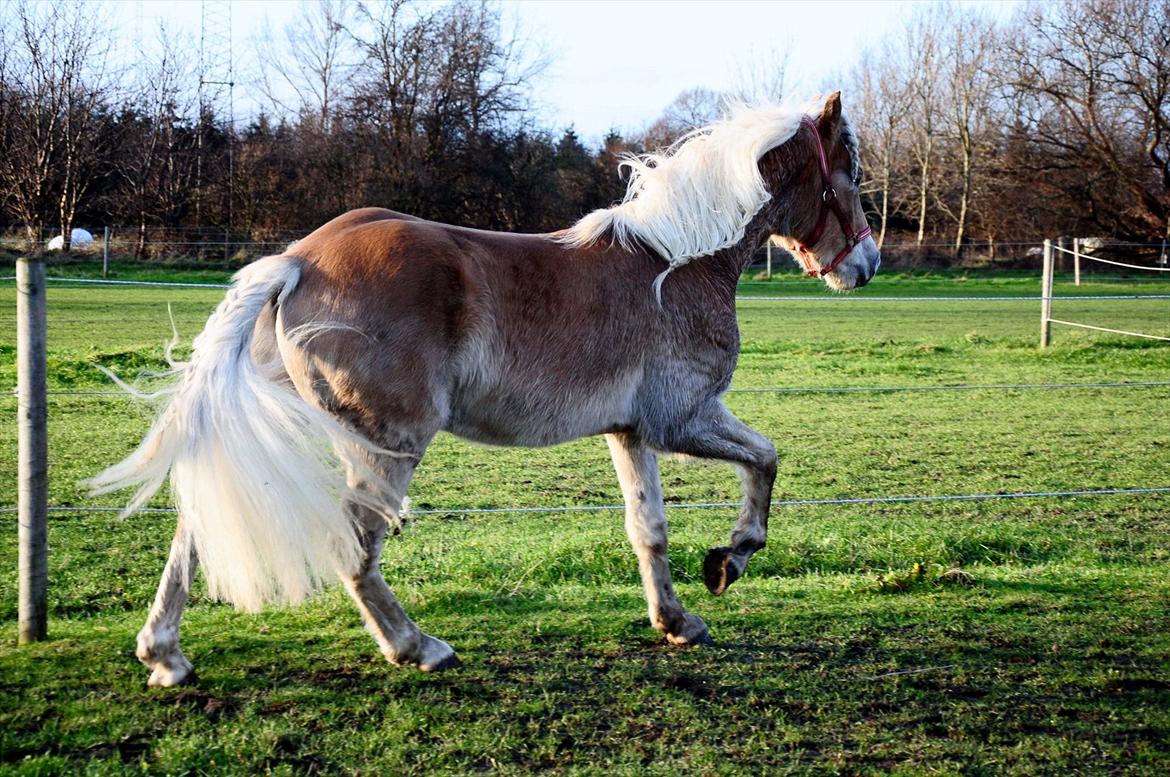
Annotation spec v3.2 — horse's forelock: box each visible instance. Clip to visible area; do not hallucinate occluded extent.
[840,117,863,184]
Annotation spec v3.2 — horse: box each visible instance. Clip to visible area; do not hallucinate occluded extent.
[91,91,880,686]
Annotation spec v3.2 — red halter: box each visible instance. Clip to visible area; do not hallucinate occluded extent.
[793,115,872,278]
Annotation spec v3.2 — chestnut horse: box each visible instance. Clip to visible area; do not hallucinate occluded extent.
[92,92,880,686]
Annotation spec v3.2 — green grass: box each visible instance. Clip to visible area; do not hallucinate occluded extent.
[1,269,1169,774]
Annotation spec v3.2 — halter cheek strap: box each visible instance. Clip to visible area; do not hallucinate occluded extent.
[795,116,872,278]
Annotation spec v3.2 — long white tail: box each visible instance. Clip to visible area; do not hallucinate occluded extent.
[89,255,379,612]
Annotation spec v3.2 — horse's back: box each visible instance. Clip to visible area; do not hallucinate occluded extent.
[270,208,652,446]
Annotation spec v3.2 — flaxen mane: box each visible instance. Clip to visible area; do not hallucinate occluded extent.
[559,100,861,298]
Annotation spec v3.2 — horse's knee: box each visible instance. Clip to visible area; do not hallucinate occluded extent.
[760,450,777,480]
[752,442,778,481]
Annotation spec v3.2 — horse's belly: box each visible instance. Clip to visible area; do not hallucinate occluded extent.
[445,377,638,448]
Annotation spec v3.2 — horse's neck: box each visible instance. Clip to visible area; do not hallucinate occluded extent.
[711,141,807,282]
[697,207,779,295]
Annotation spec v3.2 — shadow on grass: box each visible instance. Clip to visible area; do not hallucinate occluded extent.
[5,568,1169,773]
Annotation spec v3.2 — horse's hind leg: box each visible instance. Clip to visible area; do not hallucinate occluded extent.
[340,453,459,672]
[606,432,711,646]
[137,519,198,686]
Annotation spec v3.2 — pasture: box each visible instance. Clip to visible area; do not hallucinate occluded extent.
[2,267,1169,774]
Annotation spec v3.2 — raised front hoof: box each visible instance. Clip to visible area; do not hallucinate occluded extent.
[665,613,713,647]
[703,546,741,596]
[415,635,461,673]
[697,545,744,594]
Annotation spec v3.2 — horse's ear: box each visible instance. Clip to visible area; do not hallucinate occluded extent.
[818,91,842,132]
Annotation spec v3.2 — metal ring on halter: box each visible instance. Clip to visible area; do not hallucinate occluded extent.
[822,187,837,203]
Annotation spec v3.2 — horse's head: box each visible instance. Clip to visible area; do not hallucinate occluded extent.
[768,92,880,291]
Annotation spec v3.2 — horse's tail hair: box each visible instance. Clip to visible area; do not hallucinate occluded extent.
[87,254,384,612]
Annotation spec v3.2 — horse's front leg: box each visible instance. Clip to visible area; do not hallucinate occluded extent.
[606,432,711,645]
[663,402,777,596]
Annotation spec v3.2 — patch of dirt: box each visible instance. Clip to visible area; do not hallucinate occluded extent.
[170,689,233,720]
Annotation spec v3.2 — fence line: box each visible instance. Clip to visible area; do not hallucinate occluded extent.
[0,276,231,289]
[736,294,1170,301]
[1041,237,1170,347]
[4,276,1170,302]
[5,380,1168,401]
[2,486,1167,519]
[14,233,1170,246]
[724,380,1170,394]
[1050,243,1170,273]
[1046,319,1170,342]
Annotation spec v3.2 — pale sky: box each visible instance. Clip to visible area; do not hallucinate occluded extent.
[113,0,1016,144]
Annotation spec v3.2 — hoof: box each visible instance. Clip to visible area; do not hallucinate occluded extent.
[419,652,462,673]
[703,546,741,596]
[666,613,712,646]
[146,659,196,688]
[690,630,715,646]
[416,635,461,673]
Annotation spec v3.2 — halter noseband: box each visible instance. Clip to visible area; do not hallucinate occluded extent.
[794,115,872,278]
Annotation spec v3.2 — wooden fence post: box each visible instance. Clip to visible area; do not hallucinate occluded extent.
[102,227,110,278]
[1040,239,1053,348]
[1073,238,1081,286]
[765,237,773,279]
[16,257,48,643]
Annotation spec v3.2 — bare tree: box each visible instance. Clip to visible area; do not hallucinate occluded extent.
[348,0,437,208]
[1008,0,1170,239]
[0,14,15,224]
[733,41,790,104]
[114,26,200,257]
[639,87,726,150]
[257,0,357,131]
[1110,0,1170,240]
[0,1,112,251]
[347,0,545,221]
[54,15,112,251]
[442,0,543,136]
[939,7,998,256]
[903,9,943,247]
[0,2,67,248]
[849,46,910,249]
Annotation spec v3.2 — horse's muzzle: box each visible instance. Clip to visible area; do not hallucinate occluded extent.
[856,252,881,287]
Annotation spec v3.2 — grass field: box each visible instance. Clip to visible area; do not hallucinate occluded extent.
[1,265,1169,774]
